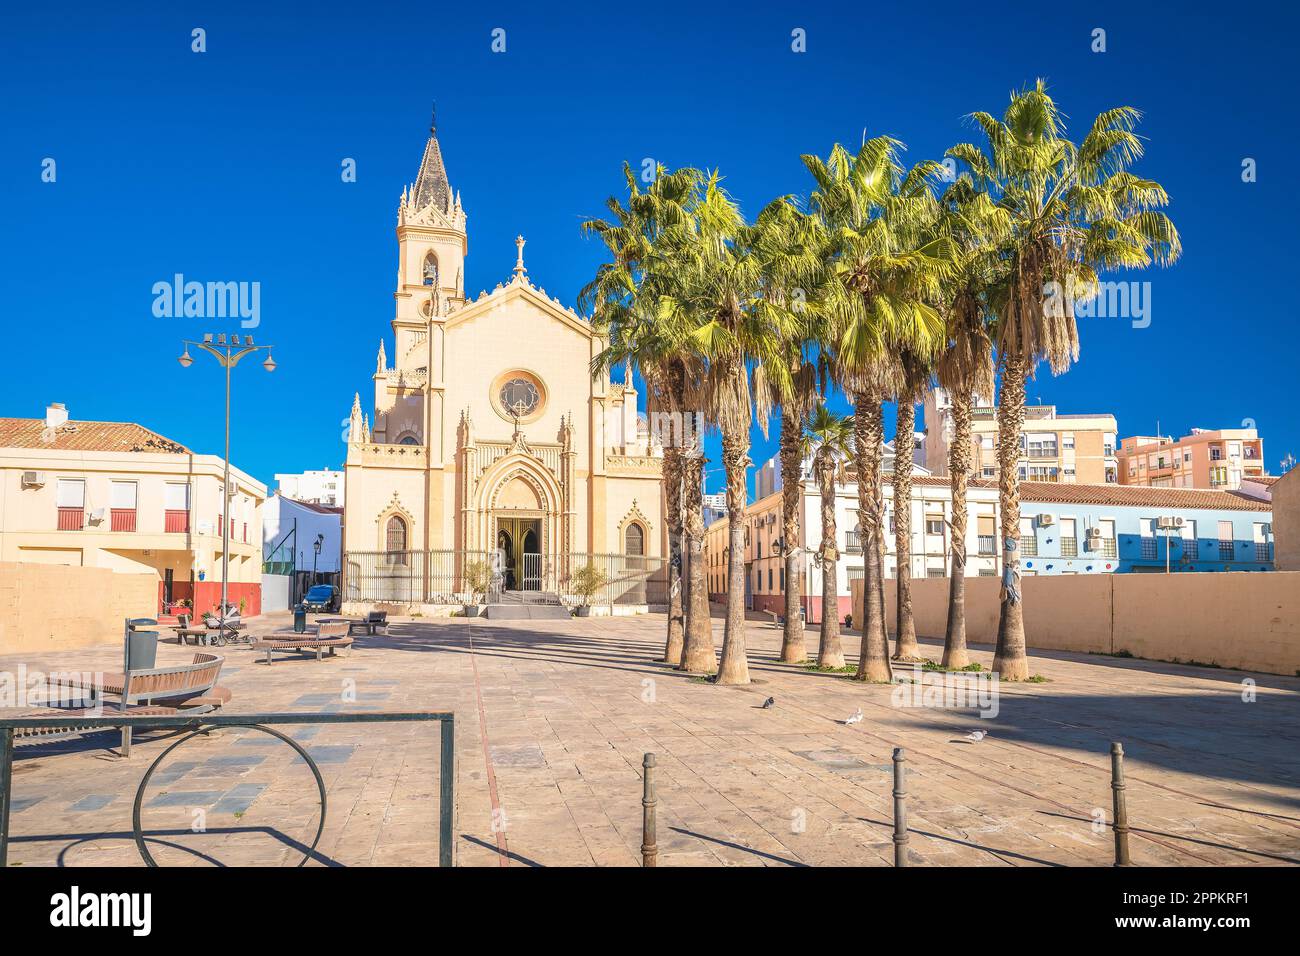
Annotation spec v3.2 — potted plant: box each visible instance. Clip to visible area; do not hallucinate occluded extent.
[462,560,493,616]
[571,564,608,617]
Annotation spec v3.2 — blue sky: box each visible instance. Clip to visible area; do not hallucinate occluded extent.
[3,1,1297,496]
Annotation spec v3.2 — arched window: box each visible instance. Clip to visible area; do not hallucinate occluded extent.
[386,515,408,564]
[625,523,645,557]
[398,434,419,446]
[423,252,439,287]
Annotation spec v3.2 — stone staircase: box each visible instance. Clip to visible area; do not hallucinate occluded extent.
[484,591,571,620]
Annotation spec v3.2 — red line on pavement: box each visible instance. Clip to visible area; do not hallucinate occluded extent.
[467,622,510,867]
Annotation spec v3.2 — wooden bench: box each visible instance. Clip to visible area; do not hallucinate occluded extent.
[332,611,388,635]
[253,624,354,664]
[23,653,230,755]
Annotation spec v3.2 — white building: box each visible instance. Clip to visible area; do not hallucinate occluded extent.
[275,468,344,507]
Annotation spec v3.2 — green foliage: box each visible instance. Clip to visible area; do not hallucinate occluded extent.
[570,564,608,606]
[463,560,494,604]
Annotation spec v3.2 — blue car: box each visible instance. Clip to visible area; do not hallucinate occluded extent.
[303,584,340,613]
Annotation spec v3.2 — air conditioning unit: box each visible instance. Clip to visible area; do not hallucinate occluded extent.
[1037,514,1055,526]
[1085,527,1103,546]
[21,471,46,488]
[1157,516,1185,530]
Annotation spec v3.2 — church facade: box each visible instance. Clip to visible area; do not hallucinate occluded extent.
[342,116,665,606]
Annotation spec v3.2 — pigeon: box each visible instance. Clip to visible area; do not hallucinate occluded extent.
[963,730,988,742]
[844,708,864,726]
[761,697,775,709]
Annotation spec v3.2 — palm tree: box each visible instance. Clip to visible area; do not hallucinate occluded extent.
[803,138,951,682]
[934,178,1006,669]
[673,179,806,685]
[890,348,930,660]
[950,82,1181,678]
[581,164,706,669]
[755,199,830,665]
[803,404,854,667]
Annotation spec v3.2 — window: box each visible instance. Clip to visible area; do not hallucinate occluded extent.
[1210,446,1222,461]
[1218,520,1234,560]
[926,517,944,535]
[1181,520,1197,560]
[499,378,541,418]
[386,515,408,564]
[1019,517,1037,556]
[846,566,864,581]
[423,252,439,287]
[981,466,996,478]
[926,568,946,578]
[779,568,785,590]
[768,568,773,591]
[110,480,138,532]
[625,523,645,557]
[165,482,190,532]
[1099,520,1117,558]
[977,516,996,555]
[1139,519,1157,559]
[56,478,85,530]
[1254,523,1272,562]
[1062,433,1075,450]
[1060,518,1077,557]
[978,567,997,577]
[398,434,420,446]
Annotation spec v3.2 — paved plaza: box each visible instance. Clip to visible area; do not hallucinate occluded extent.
[3,611,1299,867]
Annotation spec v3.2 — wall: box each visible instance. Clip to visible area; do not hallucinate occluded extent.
[0,562,158,653]
[852,570,1300,676]
[1273,471,1300,571]
[261,573,291,612]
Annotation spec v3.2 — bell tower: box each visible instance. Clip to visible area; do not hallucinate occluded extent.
[394,106,467,334]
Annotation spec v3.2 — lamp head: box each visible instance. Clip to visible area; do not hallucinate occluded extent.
[178,347,193,368]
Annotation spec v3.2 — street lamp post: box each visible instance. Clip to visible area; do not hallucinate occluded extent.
[313,533,324,580]
[178,334,276,629]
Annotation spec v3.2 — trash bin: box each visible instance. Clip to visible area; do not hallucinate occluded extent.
[125,618,159,670]
[293,603,307,634]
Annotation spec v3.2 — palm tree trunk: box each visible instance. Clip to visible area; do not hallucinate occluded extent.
[816,453,845,667]
[679,443,717,674]
[893,400,919,659]
[777,408,806,663]
[661,444,685,666]
[942,390,972,669]
[717,428,751,684]
[993,353,1030,680]
[854,395,893,682]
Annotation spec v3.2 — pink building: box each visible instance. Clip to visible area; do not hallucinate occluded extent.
[1118,428,1267,490]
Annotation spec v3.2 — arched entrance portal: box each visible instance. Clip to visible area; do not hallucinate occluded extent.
[496,517,542,590]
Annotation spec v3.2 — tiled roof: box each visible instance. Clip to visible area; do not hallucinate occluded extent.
[1245,475,1278,486]
[281,496,344,515]
[0,418,190,455]
[908,476,1271,512]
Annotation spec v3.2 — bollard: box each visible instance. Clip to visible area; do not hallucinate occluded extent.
[1110,742,1131,866]
[641,752,658,867]
[892,747,909,867]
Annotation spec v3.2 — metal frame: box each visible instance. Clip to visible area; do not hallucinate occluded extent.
[0,710,455,868]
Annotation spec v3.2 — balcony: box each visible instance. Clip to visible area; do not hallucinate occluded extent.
[977,535,996,555]
[165,510,191,534]
[110,509,137,532]
[56,507,84,531]
[845,531,865,553]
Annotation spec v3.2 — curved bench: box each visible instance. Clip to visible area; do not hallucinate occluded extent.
[24,653,230,754]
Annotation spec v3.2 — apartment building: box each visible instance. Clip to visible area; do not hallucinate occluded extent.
[923,388,1118,484]
[275,467,345,506]
[1117,428,1266,490]
[0,403,266,616]
[703,473,1274,624]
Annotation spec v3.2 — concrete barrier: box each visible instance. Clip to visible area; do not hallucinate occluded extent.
[853,570,1300,676]
[0,562,158,654]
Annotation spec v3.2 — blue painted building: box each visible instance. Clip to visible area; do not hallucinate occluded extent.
[1012,483,1274,575]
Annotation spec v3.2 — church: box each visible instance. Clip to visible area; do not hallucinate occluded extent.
[341,113,666,608]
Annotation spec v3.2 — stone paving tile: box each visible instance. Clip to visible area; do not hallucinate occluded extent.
[4,610,1300,867]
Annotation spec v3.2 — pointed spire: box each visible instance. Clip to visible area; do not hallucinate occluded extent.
[411,105,451,213]
[376,339,387,374]
[349,393,364,445]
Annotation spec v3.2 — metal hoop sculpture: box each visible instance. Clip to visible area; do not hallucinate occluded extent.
[132,723,326,867]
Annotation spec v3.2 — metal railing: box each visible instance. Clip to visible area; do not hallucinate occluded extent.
[0,711,455,868]
[345,549,498,604]
[344,549,666,607]
[844,531,865,553]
